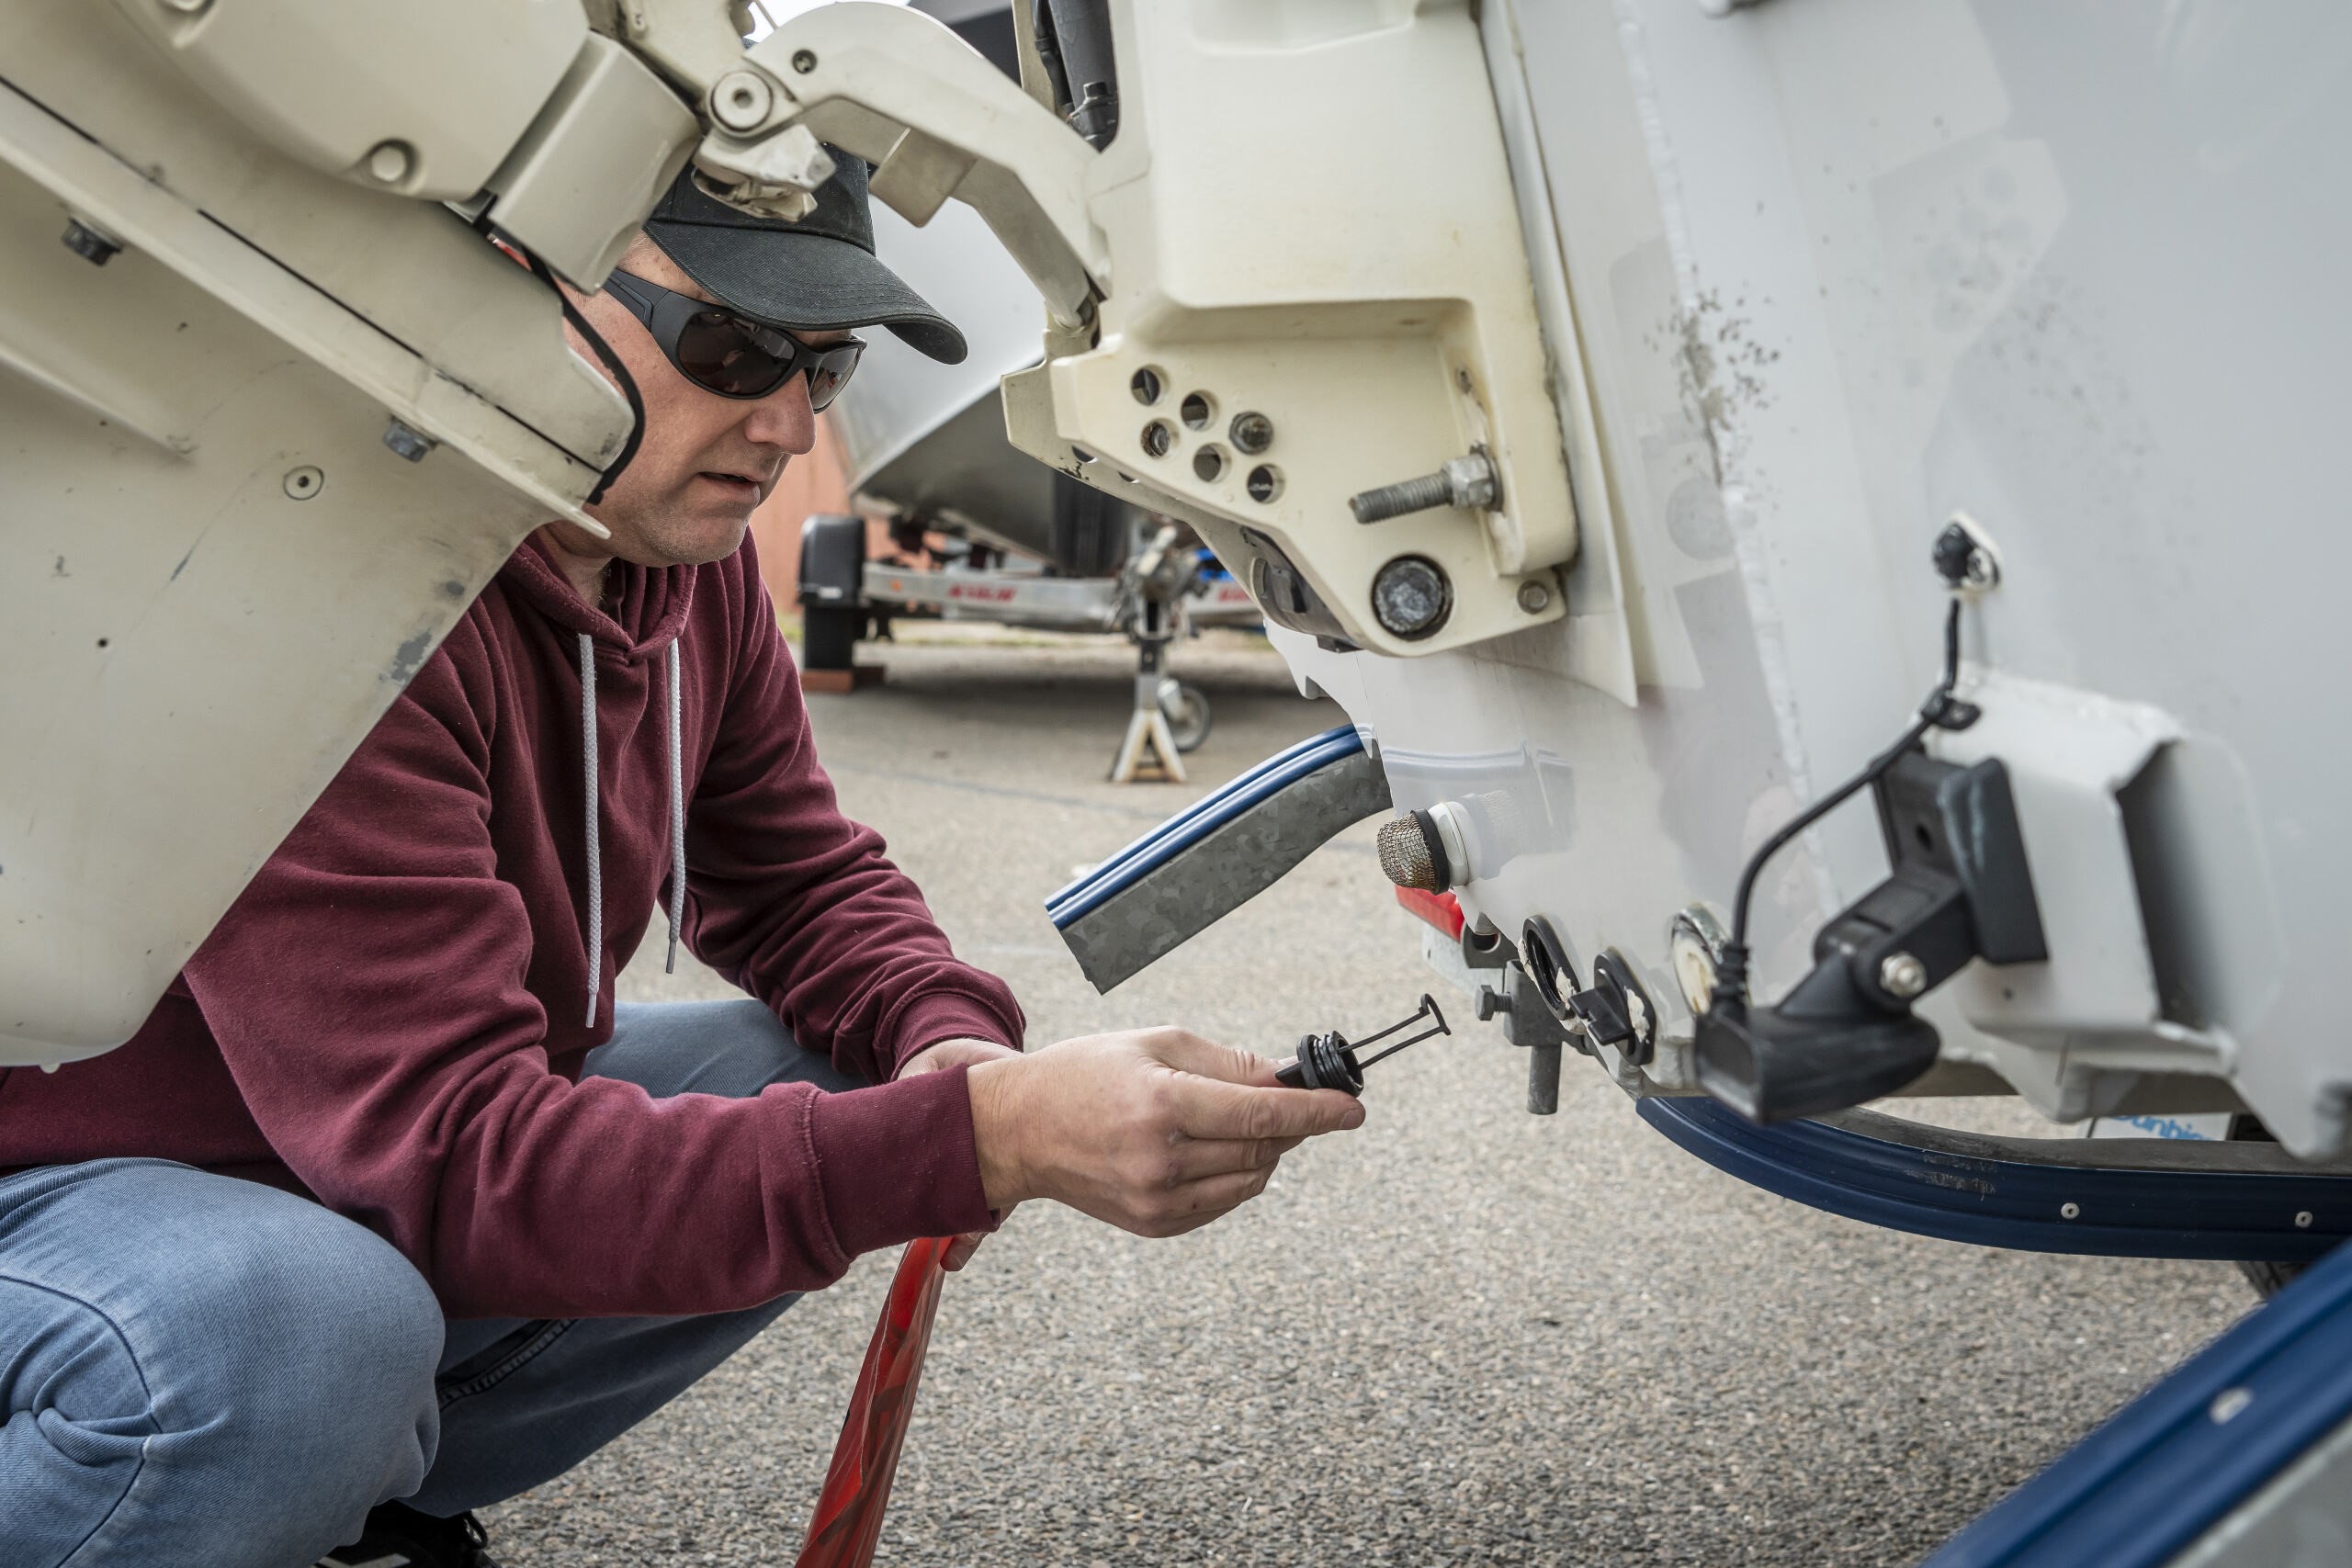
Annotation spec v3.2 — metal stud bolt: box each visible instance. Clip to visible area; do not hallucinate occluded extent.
[1879,951,1928,999]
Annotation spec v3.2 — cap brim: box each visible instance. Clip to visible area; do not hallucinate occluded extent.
[648,223,968,366]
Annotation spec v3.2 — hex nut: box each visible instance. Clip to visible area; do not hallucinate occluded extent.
[1878,951,1928,999]
[382,419,436,463]
[62,220,122,266]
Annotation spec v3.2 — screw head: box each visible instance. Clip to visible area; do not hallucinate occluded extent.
[282,466,324,501]
[1371,556,1452,640]
[1229,411,1273,454]
[1879,951,1928,998]
[1139,420,1172,458]
[2297,1210,2314,1229]
[791,48,819,73]
[1516,580,1552,614]
[2060,1201,2081,1220]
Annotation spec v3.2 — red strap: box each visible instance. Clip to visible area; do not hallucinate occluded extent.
[795,1235,953,1567]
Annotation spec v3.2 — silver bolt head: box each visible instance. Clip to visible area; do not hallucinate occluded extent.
[1516,580,1552,615]
[382,419,435,463]
[1229,412,1273,455]
[1371,557,1451,639]
[1878,951,1928,998]
[2060,1201,2081,1220]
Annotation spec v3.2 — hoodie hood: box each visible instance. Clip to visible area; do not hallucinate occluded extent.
[502,534,696,663]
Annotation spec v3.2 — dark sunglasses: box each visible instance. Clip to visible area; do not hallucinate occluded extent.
[602,270,864,408]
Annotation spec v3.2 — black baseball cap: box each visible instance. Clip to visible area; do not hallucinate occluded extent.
[643,152,967,365]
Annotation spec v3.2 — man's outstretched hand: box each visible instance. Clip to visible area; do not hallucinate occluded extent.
[965,1028,1366,1238]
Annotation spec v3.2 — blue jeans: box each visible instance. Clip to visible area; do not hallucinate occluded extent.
[0,999,862,1568]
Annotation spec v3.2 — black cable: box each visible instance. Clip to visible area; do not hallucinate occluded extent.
[517,247,645,506]
[1726,597,1972,950]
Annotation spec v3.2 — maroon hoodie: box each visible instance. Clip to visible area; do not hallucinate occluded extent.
[0,535,1024,1317]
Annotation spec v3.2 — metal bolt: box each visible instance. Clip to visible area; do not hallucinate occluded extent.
[1474,985,1507,1022]
[2060,1201,2081,1220]
[2297,1210,2314,1229]
[1879,951,1928,998]
[1139,421,1172,458]
[1351,448,1499,524]
[710,69,775,131]
[382,419,436,462]
[791,48,818,73]
[1371,556,1452,640]
[1517,581,1552,614]
[282,466,324,501]
[62,219,122,266]
[1229,412,1273,454]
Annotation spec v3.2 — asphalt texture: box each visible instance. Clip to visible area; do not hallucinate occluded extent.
[481,626,2253,1566]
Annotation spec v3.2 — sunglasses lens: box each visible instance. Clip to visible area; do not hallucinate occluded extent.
[805,341,865,411]
[673,312,791,399]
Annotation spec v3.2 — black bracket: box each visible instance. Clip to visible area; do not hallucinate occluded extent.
[1695,751,2046,1122]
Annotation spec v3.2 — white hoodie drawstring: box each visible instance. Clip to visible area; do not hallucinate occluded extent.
[664,637,686,974]
[578,632,603,1028]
